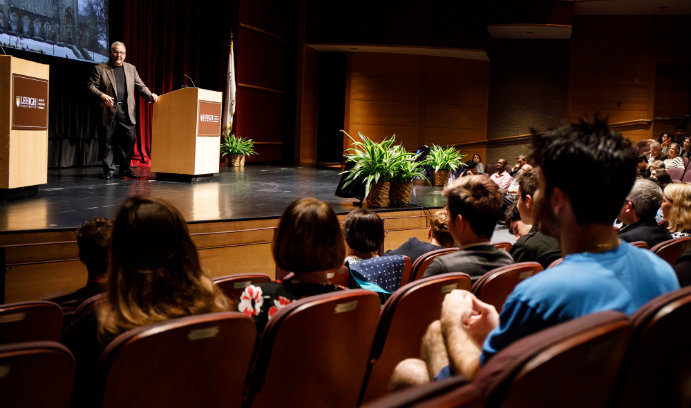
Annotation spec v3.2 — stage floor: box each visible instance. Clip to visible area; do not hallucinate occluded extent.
[0,165,450,232]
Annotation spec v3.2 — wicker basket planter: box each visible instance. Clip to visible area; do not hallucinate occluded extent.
[389,181,413,206]
[366,182,390,207]
[431,170,450,186]
[228,154,246,167]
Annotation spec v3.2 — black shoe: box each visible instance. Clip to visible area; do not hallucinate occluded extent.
[104,174,114,180]
[118,170,140,179]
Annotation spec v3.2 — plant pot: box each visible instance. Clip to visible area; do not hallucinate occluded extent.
[229,154,245,167]
[431,170,450,186]
[389,181,413,206]
[366,182,390,208]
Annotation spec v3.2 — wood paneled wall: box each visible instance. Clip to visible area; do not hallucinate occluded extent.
[345,53,489,159]
[568,16,672,143]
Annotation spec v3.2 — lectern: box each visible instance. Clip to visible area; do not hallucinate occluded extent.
[151,87,223,177]
[0,56,49,189]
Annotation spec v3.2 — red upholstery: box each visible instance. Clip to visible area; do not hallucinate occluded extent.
[493,241,512,252]
[73,294,102,317]
[471,262,543,312]
[0,300,63,344]
[213,273,272,309]
[247,290,380,408]
[362,376,480,408]
[547,257,564,268]
[409,248,459,282]
[473,310,631,408]
[281,265,351,287]
[609,286,691,408]
[99,312,256,408]
[683,168,691,183]
[359,273,472,404]
[650,236,691,265]
[628,241,649,249]
[0,341,75,408]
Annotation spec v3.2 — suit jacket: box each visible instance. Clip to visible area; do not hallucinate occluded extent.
[87,62,152,126]
[619,218,673,249]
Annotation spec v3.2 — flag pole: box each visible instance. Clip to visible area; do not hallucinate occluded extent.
[221,31,236,138]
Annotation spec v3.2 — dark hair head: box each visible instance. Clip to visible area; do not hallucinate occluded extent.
[531,116,638,225]
[77,217,113,279]
[504,200,521,226]
[274,197,345,273]
[344,208,384,253]
[517,168,538,200]
[444,175,503,238]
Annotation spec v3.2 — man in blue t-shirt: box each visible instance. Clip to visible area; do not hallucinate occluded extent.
[390,117,680,388]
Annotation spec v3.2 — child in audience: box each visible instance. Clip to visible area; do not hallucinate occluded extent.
[238,197,345,333]
[343,208,384,264]
[63,196,230,407]
[662,183,691,238]
[50,217,112,317]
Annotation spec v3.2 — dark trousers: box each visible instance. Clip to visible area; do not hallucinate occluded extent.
[101,104,135,176]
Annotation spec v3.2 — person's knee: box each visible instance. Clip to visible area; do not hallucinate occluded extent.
[389,358,430,392]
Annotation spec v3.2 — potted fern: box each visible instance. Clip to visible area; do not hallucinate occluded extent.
[389,145,427,206]
[425,145,465,186]
[221,133,257,167]
[341,131,397,207]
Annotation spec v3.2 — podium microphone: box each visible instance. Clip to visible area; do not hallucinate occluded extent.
[184,74,196,88]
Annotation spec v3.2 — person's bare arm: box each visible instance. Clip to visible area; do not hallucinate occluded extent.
[440,290,499,379]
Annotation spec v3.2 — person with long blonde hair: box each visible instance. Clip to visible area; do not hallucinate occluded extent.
[63,196,229,406]
[662,183,691,238]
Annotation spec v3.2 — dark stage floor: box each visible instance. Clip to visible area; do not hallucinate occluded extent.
[0,165,449,232]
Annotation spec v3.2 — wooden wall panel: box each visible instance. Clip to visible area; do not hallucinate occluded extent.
[568,16,657,142]
[347,53,489,152]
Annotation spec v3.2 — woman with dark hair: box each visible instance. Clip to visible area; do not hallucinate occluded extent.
[461,153,485,176]
[343,208,384,264]
[238,197,346,332]
[63,196,230,406]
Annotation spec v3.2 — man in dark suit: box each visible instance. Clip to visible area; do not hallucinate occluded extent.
[618,179,672,248]
[87,41,157,180]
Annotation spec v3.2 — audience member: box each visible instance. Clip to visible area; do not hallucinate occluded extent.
[343,208,384,264]
[673,248,691,287]
[647,141,667,164]
[238,197,345,332]
[659,132,673,155]
[663,143,684,169]
[636,154,651,178]
[62,196,230,407]
[504,201,531,240]
[50,217,112,315]
[422,175,513,281]
[489,158,513,190]
[510,155,528,177]
[674,126,687,144]
[681,136,691,158]
[618,179,672,248]
[461,154,485,176]
[508,169,561,268]
[385,209,454,262]
[391,117,678,387]
[661,183,691,239]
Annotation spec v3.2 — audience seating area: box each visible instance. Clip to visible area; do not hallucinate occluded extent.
[1,241,689,406]
[650,236,691,265]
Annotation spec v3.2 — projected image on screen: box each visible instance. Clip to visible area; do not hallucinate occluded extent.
[0,0,109,62]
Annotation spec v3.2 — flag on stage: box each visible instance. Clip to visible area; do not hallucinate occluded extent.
[222,39,236,136]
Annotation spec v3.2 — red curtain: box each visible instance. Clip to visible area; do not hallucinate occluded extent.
[119,0,234,167]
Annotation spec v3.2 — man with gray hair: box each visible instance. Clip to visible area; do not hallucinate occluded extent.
[618,179,672,248]
[87,41,158,180]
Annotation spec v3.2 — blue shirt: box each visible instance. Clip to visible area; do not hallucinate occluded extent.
[480,242,679,365]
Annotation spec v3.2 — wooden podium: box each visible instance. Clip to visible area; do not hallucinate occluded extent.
[151,87,223,177]
[0,56,49,190]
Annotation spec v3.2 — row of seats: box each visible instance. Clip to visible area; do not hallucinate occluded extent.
[366,285,691,408]
[0,260,543,408]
